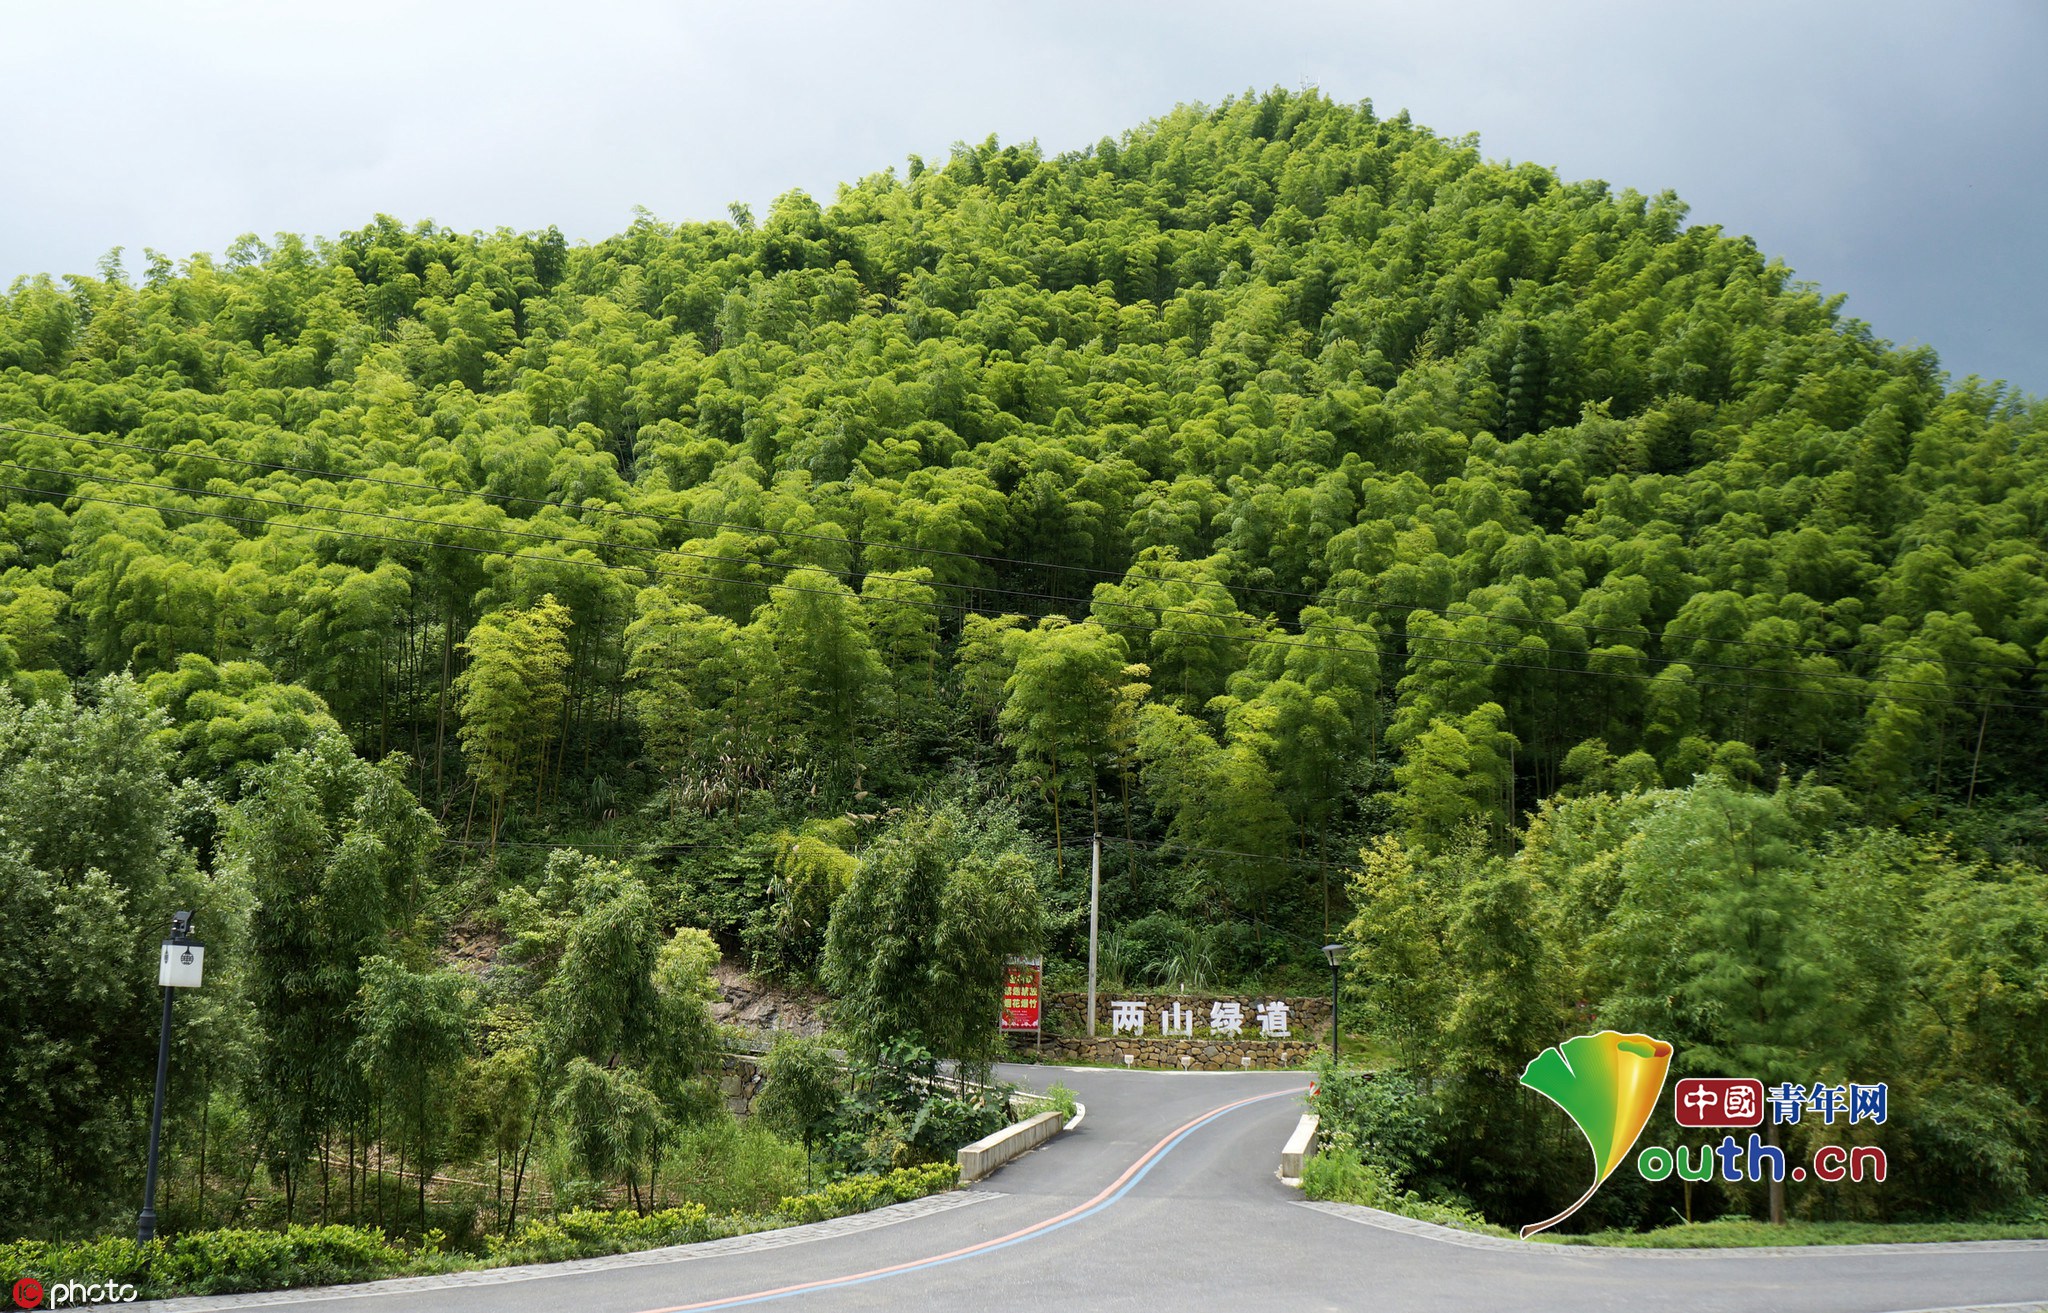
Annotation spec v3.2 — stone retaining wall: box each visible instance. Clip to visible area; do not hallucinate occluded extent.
[1023,1033,1323,1070]
[719,1053,765,1116]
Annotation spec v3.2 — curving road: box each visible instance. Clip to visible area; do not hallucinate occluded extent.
[141,1065,2048,1313]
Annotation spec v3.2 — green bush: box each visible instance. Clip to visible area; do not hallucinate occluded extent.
[1042,1083,1080,1123]
[153,1226,412,1295]
[485,1204,744,1265]
[0,1226,412,1299]
[0,1235,151,1293]
[0,1165,962,1300]
[776,1163,959,1225]
[1300,1151,1508,1237]
[661,1117,810,1214]
[1309,1061,1439,1183]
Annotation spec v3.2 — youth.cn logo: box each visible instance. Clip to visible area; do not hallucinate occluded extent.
[1519,1033,1893,1236]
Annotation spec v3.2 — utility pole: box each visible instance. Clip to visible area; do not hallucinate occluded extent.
[1086,832,1101,1037]
[140,911,204,1244]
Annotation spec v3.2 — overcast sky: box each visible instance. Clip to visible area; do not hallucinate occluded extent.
[5,1,2041,392]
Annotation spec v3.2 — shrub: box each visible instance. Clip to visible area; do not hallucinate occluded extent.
[1309,1061,1439,1183]
[485,1204,742,1265]
[776,1163,959,1225]
[0,1226,411,1300]
[0,1164,959,1300]
[1300,1151,1506,1236]
[153,1226,411,1294]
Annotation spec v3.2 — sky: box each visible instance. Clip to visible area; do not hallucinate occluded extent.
[4,1,2042,392]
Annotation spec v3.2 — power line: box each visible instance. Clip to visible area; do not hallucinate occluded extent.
[4,450,2035,709]
[1056,831,1346,874]
[4,476,2039,715]
[2,417,2035,680]
[443,837,705,852]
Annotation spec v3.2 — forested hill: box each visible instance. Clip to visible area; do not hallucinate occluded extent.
[2,86,2044,890]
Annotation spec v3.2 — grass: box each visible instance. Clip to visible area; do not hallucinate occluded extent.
[1331,1032,1394,1066]
[1302,1152,2048,1249]
[1548,1217,2048,1248]
[1300,1154,1516,1239]
[657,1119,809,1215]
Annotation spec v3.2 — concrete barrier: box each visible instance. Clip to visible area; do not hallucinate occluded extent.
[958,1109,1066,1183]
[1279,1114,1320,1182]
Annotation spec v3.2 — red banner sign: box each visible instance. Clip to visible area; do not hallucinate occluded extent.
[1000,958,1042,1032]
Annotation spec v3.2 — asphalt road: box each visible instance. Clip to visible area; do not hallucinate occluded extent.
[142,1065,2048,1313]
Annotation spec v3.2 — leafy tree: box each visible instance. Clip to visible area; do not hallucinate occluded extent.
[495,853,721,1219]
[1591,782,1838,1224]
[739,568,884,765]
[1341,835,1458,1070]
[230,738,434,1221]
[622,587,744,807]
[352,957,474,1225]
[0,678,219,1236]
[821,805,1042,1075]
[455,594,572,846]
[143,655,344,800]
[860,567,941,708]
[763,820,860,978]
[1133,702,1292,936]
[999,620,1127,875]
[755,1034,845,1186]
[1392,703,1519,851]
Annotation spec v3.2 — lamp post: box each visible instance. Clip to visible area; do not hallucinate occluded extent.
[1321,943,1347,1063]
[138,911,204,1244]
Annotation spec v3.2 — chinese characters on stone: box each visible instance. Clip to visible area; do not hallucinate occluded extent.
[1107,999,1291,1038]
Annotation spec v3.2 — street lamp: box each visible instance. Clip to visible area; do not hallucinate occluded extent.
[1321,943,1347,1062]
[138,911,204,1244]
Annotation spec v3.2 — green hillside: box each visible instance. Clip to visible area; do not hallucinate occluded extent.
[2,88,2042,1242]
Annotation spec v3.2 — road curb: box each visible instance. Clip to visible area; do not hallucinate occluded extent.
[1278,1113,1320,1184]
[959,1109,1065,1183]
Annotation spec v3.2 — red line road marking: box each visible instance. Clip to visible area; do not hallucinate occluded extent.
[634,1085,1307,1313]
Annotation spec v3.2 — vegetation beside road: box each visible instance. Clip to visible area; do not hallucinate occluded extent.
[0,1164,958,1300]
[1553,1216,2048,1248]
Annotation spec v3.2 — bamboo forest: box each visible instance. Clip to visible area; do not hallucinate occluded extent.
[2,89,2044,1272]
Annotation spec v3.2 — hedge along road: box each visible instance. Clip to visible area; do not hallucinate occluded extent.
[138,1066,2048,1313]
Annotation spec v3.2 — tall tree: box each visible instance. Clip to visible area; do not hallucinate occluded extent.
[454,593,572,846]
[999,619,1127,876]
